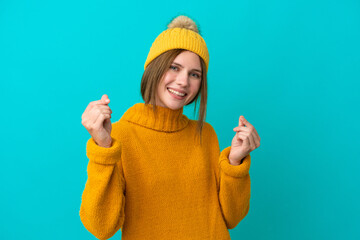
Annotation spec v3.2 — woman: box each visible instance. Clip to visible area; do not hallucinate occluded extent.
[80,15,261,240]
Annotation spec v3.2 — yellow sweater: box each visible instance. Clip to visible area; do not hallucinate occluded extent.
[80,103,251,240]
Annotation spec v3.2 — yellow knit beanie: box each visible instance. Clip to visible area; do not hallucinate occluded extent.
[144,15,209,72]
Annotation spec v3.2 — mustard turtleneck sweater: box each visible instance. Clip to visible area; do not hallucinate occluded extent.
[79,103,251,240]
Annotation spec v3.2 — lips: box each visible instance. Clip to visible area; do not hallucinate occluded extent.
[167,88,187,100]
[167,87,187,95]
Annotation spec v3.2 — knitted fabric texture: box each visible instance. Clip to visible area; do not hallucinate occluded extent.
[79,103,251,240]
[144,27,209,71]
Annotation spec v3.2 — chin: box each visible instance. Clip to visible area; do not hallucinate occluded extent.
[164,102,185,110]
[156,93,191,110]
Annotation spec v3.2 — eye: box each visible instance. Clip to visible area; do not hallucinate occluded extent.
[191,73,201,79]
[170,65,178,71]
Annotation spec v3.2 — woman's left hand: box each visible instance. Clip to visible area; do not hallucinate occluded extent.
[229,116,261,165]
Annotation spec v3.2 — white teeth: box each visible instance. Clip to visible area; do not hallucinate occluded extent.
[168,88,186,97]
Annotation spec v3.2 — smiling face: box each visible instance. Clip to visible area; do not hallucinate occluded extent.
[155,50,202,110]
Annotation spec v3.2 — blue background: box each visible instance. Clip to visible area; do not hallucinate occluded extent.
[1,0,359,239]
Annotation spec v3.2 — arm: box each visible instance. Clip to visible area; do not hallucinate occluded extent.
[79,136,125,240]
[218,146,251,229]
[206,123,251,229]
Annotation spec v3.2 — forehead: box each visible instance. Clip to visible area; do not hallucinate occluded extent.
[173,50,201,67]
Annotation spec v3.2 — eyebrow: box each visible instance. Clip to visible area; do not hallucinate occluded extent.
[172,62,202,73]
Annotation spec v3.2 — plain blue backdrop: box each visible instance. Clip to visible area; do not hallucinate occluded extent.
[1,0,359,239]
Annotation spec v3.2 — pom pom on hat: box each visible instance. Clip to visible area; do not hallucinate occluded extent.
[167,15,199,33]
[144,15,209,71]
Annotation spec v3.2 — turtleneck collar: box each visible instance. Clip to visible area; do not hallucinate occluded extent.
[121,103,189,132]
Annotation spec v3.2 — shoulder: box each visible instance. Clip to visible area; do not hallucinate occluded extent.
[202,122,220,149]
[203,122,217,139]
[110,119,130,139]
[188,120,217,137]
[203,121,215,132]
[111,103,138,136]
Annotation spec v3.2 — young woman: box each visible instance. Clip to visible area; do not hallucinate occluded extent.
[80,15,261,240]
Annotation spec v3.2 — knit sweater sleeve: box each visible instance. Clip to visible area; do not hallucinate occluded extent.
[79,122,126,240]
[218,146,251,229]
[207,123,251,229]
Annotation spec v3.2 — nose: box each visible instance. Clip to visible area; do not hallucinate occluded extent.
[175,70,189,87]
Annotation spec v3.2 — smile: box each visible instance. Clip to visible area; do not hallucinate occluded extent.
[168,88,186,96]
[167,88,187,99]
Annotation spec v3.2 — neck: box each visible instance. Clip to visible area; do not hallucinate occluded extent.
[121,103,189,132]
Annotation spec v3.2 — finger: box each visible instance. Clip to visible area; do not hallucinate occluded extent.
[236,132,250,148]
[233,126,250,132]
[251,130,260,145]
[89,106,112,121]
[254,128,260,142]
[99,108,112,117]
[236,126,260,145]
[248,132,256,150]
[92,99,110,105]
[91,95,110,106]
[95,105,113,113]
[94,113,111,129]
[251,127,260,142]
[241,116,253,128]
[101,109,112,115]
[250,124,260,140]
[90,107,112,125]
[239,116,245,127]
[241,116,260,140]
[94,113,110,129]
[101,94,110,103]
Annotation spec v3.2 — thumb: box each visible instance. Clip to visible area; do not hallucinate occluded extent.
[101,94,110,104]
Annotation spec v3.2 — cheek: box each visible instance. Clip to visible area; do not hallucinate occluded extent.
[191,81,201,94]
[158,75,169,91]
[162,72,174,84]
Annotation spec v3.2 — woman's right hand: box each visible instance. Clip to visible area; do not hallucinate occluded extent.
[82,94,113,148]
